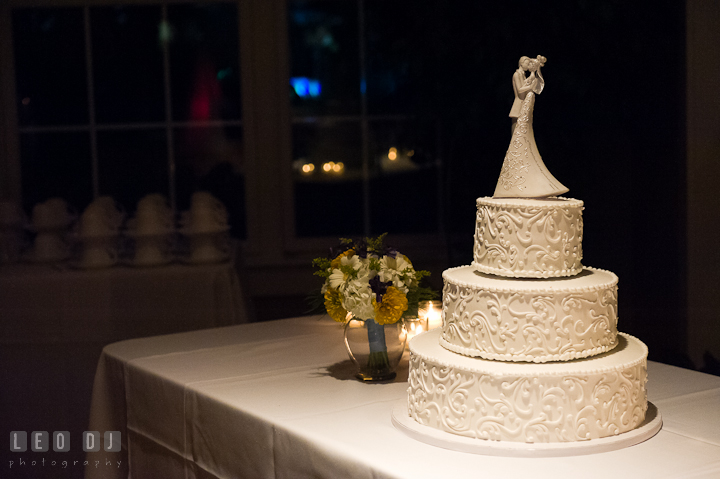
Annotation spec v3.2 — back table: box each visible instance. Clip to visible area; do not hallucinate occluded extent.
[86,315,720,479]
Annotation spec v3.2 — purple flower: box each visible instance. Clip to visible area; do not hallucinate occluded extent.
[383,246,399,258]
[354,238,369,258]
[369,275,392,303]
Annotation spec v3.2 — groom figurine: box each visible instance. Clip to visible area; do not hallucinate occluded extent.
[509,56,531,133]
[496,55,568,198]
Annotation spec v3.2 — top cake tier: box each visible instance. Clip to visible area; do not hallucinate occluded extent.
[473,197,583,278]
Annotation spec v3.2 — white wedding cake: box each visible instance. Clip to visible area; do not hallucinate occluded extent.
[406,196,649,443]
[402,57,652,446]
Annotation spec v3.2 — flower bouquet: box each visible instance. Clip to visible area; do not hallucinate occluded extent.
[312,234,436,381]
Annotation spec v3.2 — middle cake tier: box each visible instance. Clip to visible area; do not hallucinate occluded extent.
[441,265,619,363]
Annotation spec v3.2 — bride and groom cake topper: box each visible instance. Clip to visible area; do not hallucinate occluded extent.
[493,54,569,199]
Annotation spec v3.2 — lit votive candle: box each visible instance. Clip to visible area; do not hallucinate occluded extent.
[403,317,427,342]
[419,300,442,330]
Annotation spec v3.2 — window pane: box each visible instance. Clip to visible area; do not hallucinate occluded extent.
[13,8,88,126]
[288,0,360,116]
[365,0,424,115]
[368,120,439,234]
[91,6,165,123]
[20,132,93,211]
[174,126,246,238]
[168,3,241,122]
[96,130,168,211]
[293,121,363,237]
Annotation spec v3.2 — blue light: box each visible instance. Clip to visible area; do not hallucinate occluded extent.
[291,77,309,97]
[307,79,321,97]
[291,77,321,98]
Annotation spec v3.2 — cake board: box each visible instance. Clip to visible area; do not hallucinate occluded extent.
[391,401,662,458]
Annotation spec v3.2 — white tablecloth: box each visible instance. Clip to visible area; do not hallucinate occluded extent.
[85,315,720,479]
[1,260,249,465]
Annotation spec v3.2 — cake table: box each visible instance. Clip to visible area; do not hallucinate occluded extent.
[82,315,720,479]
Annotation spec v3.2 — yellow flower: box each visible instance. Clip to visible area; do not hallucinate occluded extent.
[324,288,348,323]
[374,286,408,325]
[402,254,413,267]
[331,249,355,270]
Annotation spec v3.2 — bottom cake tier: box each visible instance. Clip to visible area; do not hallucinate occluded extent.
[407,329,648,443]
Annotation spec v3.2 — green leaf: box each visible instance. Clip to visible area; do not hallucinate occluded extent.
[365,232,388,253]
[305,289,327,315]
[403,285,439,319]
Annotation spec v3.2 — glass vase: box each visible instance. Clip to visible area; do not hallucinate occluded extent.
[344,317,406,382]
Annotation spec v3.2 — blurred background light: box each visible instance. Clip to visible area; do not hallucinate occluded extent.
[388,147,397,161]
[291,77,321,98]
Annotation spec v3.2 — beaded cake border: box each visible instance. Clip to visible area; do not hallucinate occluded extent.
[471,262,584,278]
[442,266,619,294]
[476,196,585,209]
[438,336,619,363]
[409,331,647,378]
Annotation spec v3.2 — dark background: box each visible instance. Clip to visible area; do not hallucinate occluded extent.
[388,1,687,367]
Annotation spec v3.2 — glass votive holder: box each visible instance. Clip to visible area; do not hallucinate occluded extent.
[418,300,443,330]
[403,317,428,342]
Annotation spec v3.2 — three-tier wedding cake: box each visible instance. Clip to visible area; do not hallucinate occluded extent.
[398,57,657,449]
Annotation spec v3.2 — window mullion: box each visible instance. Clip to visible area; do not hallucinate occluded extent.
[358,0,369,236]
[161,4,176,213]
[84,6,99,198]
[0,3,21,201]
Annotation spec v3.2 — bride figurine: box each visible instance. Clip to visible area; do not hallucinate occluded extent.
[493,55,569,198]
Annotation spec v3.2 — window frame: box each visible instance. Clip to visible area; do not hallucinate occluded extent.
[3,0,245,210]
[0,0,447,296]
[279,0,445,260]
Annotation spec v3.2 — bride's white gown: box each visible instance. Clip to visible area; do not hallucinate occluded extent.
[493,91,568,198]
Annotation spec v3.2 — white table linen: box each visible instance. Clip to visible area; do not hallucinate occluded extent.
[87,316,720,479]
